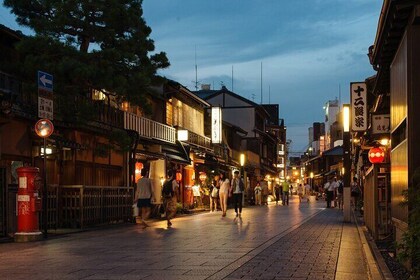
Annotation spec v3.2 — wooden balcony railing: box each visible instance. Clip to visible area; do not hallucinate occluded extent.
[124,111,176,143]
[186,130,212,150]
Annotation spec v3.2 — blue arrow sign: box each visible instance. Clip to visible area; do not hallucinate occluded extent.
[38,71,53,91]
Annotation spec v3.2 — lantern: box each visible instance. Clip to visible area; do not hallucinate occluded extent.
[368,147,385,164]
[176,172,182,182]
[135,162,144,183]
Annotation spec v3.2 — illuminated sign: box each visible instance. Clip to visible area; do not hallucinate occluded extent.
[350,82,367,132]
[211,107,222,144]
[177,130,188,141]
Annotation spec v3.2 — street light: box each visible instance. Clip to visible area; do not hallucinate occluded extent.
[34,119,54,238]
[343,104,351,222]
[239,153,246,204]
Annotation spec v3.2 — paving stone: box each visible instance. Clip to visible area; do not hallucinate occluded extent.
[0,199,371,280]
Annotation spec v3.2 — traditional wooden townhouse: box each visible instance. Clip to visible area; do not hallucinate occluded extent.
[367,0,420,252]
[194,85,279,194]
[0,25,132,237]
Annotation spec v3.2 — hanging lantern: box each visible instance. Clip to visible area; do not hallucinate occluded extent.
[135,162,144,183]
[368,147,385,164]
[176,172,182,182]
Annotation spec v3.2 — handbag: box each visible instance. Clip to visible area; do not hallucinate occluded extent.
[211,187,219,198]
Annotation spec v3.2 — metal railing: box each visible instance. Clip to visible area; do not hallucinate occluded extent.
[124,111,176,143]
[43,185,133,230]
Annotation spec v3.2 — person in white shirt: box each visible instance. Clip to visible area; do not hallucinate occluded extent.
[304,182,311,203]
[218,172,230,217]
[134,168,153,227]
[324,178,335,208]
[297,184,304,203]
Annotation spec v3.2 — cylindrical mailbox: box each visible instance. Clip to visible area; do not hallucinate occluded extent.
[15,167,43,242]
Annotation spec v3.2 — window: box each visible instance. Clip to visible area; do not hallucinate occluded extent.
[166,101,173,126]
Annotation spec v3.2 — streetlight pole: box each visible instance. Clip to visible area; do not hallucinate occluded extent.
[240,153,246,204]
[343,104,351,222]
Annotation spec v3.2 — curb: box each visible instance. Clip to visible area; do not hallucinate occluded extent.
[353,211,394,280]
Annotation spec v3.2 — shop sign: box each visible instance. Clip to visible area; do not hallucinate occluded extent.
[211,107,222,144]
[372,114,390,134]
[350,82,367,132]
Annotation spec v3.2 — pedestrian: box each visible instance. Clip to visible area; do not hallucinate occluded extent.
[274,182,281,205]
[261,181,268,205]
[336,176,344,210]
[209,175,220,212]
[162,170,179,227]
[351,177,361,211]
[324,177,336,208]
[297,184,303,203]
[219,172,230,217]
[254,182,262,206]
[134,168,154,227]
[282,180,290,205]
[289,184,294,197]
[230,170,245,217]
[304,182,311,202]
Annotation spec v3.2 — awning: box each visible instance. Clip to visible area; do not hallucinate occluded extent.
[162,140,191,165]
[324,169,338,177]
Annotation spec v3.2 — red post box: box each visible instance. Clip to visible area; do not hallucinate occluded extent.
[15,167,43,242]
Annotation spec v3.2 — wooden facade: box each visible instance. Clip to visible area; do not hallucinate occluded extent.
[369,1,420,245]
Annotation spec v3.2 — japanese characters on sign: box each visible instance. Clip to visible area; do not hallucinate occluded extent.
[372,114,390,134]
[350,82,367,132]
[211,107,222,144]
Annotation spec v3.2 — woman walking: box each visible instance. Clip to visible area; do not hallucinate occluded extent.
[210,175,220,212]
[219,172,230,217]
[162,170,179,227]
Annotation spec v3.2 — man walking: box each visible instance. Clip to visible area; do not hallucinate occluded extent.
[282,180,290,206]
[230,170,244,217]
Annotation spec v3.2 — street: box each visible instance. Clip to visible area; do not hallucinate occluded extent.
[0,197,372,280]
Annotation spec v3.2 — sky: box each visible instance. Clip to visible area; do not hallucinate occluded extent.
[0,0,383,154]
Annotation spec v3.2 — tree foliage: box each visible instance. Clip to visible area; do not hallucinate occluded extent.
[4,0,169,108]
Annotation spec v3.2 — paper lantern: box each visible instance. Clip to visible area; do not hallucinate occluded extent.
[176,172,182,181]
[368,147,385,164]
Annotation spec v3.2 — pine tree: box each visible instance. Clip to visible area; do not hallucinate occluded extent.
[4,0,169,111]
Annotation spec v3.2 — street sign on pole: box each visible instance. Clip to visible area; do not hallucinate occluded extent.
[37,71,54,120]
[38,71,53,91]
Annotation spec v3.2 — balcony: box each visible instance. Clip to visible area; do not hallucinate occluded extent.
[185,130,212,150]
[124,111,176,143]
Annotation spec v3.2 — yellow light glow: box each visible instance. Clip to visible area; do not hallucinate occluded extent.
[240,153,245,166]
[40,147,52,155]
[177,130,188,141]
[343,105,350,132]
[160,177,165,186]
[310,172,314,179]
[341,167,345,175]
[380,138,389,146]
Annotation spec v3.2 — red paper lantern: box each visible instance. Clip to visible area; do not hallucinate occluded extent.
[368,147,385,164]
[176,172,182,181]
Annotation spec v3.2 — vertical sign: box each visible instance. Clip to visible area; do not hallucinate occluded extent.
[211,107,222,144]
[350,82,367,132]
[38,71,54,120]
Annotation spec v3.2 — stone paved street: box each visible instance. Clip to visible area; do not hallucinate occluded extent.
[0,198,372,280]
